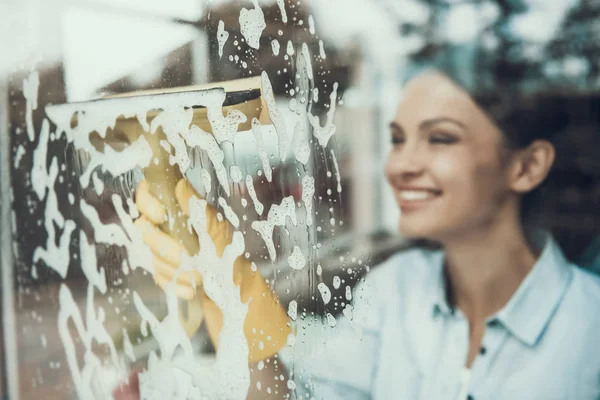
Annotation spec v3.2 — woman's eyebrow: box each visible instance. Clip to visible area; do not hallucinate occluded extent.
[420,117,467,131]
[389,121,404,133]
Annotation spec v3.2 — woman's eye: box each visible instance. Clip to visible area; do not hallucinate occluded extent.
[391,136,405,145]
[429,134,458,144]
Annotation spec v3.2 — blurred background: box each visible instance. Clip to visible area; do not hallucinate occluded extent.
[1,0,600,398]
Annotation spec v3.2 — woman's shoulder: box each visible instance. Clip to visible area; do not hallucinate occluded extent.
[546,266,600,378]
[565,265,600,313]
[550,265,600,351]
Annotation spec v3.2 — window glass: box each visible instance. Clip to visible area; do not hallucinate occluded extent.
[2,1,599,399]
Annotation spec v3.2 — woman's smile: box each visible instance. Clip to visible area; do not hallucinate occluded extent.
[393,187,443,212]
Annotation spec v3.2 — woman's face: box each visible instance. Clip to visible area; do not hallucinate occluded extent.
[385,72,513,240]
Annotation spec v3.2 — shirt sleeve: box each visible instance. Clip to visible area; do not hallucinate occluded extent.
[280,280,381,400]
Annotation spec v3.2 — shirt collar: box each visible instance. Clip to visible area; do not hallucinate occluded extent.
[495,232,573,346]
[429,232,573,347]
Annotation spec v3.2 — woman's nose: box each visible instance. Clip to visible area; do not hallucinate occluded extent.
[385,144,426,178]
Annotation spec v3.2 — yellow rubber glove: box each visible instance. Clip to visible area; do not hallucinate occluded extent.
[134,179,291,362]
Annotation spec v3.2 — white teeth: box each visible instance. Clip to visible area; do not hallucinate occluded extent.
[398,190,436,201]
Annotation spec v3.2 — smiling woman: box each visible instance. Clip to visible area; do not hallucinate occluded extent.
[385,71,556,242]
[289,69,600,400]
[5,0,600,398]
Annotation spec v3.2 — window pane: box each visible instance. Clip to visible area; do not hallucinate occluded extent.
[2,1,599,399]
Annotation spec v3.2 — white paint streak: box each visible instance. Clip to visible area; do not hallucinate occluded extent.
[301,175,315,226]
[286,40,295,56]
[326,313,337,328]
[330,149,342,193]
[126,198,139,219]
[271,39,280,56]
[33,184,76,279]
[230,165,243,183]
[317,282,331,305]
[319,40,327,59]
[79,136,153,190]
[332,275,341,289]
[92,171,105,196]
[342,304,353,321]
[201,168,212,194]
[239,0,266,50]
[251,196,296,261]
[301,43,314,82]
[276,0,288,23]
[218,197,240,228]
[217,20,229,59]
[31,119,54,199]
[58,284,127,399]
[79,231,107,294]
[287,246,306,270]
[261,72,288,161]
[150,107,193,174]
[159,140,171,153]
[23,71,40,142]
[251,119,272,182]
[308,82,338,147]
[182,126,230,197]
[293,121,310,165]
[80,196,154,276]
[287,300,297,321]
[13,145,25,168]
[245,175,264,216]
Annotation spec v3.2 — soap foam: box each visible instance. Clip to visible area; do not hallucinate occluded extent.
[239,0,266,50]
[251,196,297,261]
[245,174,264,216]
[217,20,229,59]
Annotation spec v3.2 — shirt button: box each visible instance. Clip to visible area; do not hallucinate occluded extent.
[480,346,487,355]
[467,395,474,400]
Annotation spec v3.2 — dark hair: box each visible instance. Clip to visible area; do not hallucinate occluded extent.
[472,89,571,228]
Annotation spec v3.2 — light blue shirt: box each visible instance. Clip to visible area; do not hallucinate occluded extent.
[286,234,600,399]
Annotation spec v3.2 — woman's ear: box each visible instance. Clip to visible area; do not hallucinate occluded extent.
[509,140,556,194]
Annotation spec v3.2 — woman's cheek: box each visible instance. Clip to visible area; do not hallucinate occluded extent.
[430,155,464,187]
[384,152,401,185]
[430,154,482,215]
